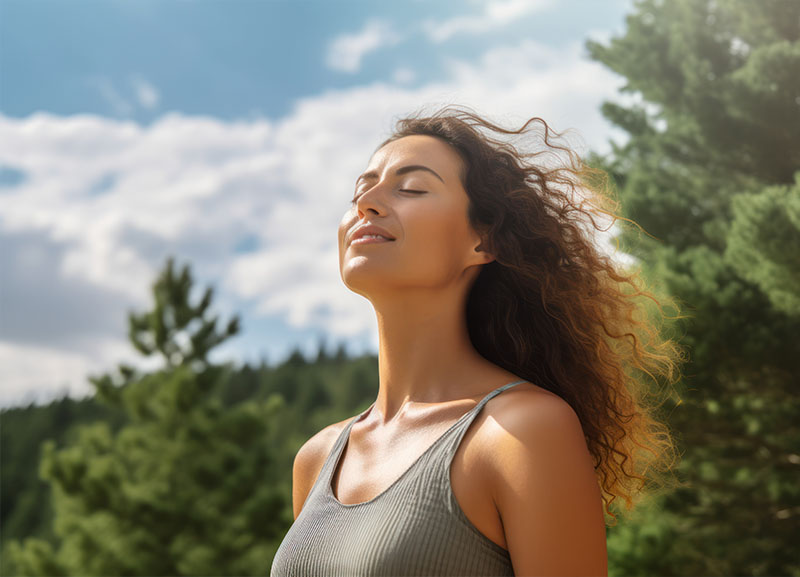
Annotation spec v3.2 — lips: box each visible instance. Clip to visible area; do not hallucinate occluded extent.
[349,223,396,244]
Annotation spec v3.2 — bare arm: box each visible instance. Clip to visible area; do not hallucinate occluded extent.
[490,396,608,576]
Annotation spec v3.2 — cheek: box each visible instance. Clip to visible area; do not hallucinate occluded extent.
[338,214,354,243]
[337,225,349,261]
[404,204,468,261]
[338,213,361,261]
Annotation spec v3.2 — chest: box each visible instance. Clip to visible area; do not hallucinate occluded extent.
[330,412,508,551]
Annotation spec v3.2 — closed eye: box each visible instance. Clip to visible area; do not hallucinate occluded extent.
[350,189,427,205]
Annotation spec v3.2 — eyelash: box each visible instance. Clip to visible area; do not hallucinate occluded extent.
[350,189,427,205]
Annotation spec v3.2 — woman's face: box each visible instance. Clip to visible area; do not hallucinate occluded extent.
[338,134,492,301]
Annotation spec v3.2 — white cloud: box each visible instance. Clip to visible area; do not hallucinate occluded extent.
[0,37,627,409]
[392,67,416,84]
[326,19,402,73]
[423,0,553,43]
[0,339,151,408]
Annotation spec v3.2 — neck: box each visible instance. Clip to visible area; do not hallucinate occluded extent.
[364,287,507,425]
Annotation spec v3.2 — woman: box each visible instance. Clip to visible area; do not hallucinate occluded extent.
[270,105,684,576]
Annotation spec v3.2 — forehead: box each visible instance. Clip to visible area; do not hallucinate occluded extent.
[367,134,464,179]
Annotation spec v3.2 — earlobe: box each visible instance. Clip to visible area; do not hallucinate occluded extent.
[474,245,496,265]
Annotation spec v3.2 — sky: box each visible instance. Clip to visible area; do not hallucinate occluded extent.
[0,0,636,409]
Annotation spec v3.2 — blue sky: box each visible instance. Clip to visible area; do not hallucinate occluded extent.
[0,0,634,408]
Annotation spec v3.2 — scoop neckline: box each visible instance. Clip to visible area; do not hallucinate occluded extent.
[327,379,528,508]
[327,406,475,507]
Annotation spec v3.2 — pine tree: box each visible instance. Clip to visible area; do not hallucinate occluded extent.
[586,1,800,575]
[6,257,292,576]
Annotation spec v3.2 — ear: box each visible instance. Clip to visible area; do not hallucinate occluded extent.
[473,240,496,265]
[468,225,495,265]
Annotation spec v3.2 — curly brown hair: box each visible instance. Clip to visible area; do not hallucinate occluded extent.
[378,104,688,527]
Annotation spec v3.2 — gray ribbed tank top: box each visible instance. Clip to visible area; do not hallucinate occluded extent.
[269,379,529,577]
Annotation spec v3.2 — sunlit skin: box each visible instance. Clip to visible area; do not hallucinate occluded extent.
[337,134,514,419]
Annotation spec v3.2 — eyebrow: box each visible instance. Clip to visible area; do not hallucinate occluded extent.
[356,164,446,185]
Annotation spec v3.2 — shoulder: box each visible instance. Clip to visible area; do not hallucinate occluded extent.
[291,415,353,520]
[481,384,583,446]
[478,383,594,489]
[479,386,608,575]
[475,383,577,448]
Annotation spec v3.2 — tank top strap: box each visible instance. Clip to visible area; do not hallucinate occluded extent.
[469,378,529,416]
[435,378,530,454]
[316,404,372,484]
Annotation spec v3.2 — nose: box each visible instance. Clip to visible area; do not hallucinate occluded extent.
[353,182,388,217]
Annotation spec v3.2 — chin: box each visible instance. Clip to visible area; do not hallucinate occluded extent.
[341,267,393,293]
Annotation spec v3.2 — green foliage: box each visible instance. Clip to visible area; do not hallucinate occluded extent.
[1,257,377,576]
[588,0,800,575]
[725,174,800,317]
[127,256,240,369]
[2,257,283,576]
[1,395,129,556]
